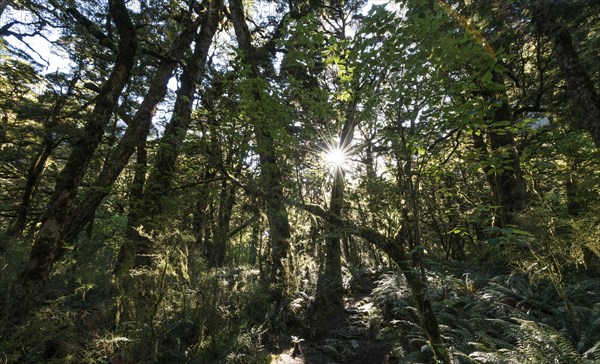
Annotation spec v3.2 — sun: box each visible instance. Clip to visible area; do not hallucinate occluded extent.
[326,147,347,168]
[322,141,352,172]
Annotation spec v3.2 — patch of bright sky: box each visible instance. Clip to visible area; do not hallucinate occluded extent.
[2,5,173,134]
[367,0,391,11]
[2,0,399,140]
[2,9,72,74]
[3,0,395,80]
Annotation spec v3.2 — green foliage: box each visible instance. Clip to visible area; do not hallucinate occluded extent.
[0,225,277,363]
[369,263,600,363]
[2,0,600,363]
[471,319,586,364]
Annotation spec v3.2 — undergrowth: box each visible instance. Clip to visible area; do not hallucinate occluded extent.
[0,229,274,363]
[1,209,599,363]
[370,264,600,363]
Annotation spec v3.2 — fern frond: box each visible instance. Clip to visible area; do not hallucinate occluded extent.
[582,341,600,361]
[579,316,600,353]
[469,350,514,364]
[515,319,584,364]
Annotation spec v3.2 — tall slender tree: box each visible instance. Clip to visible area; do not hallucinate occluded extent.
[228,0,292,304]
[528,0,600,148]
[6,71,80,239]
[315,100,357,313]
[19,0,137,288]
[118,0,223,272]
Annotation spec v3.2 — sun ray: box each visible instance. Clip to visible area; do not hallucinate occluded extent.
[321,138,353,172]
[326,146,347,167]
[324,146,346,169]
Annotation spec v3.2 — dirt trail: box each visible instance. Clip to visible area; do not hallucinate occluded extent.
[272,283,391,364]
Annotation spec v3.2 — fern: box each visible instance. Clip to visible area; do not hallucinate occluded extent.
[582,341,600,361]
[469,350,515,364]
[371,262,597,364]
[438,322,479,353]
[578,316,600,353]
[509,319,584,364]
[452,350,486,364]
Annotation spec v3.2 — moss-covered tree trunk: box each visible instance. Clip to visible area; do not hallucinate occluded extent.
[60,15,204,251]
[117,0,222,272]
[19,0,137,287]
[229,0,291,304]
[193,168,217,258]
[254,126,292,299]
[316,169,345,310]
[488,101,527,225]
[211,180,237,266]
[474,73,527,226]
[316,105,356,314]
[530,0,600,149]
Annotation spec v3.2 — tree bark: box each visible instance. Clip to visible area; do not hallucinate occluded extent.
[127,143,148,228]
[316,170,345,308]
[60,15,204,253]
[139,1,222,217]
[316,102,356,313]
[211,179,237,266]
[530,0,600,148]
[5,73,79,239]
[487,99,527,224]
[199,128,245,267]
[193,168,217,257]
[117,0,222,271]
[19,0,137,286]
[474,72,528,226]
[229,0,291,302]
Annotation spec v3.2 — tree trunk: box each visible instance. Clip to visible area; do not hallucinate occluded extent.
[61,15,202,251]
[473,73,527,226]
[193,168,217,257]
[255,127,292,297]
[316,170,346,311]
[530,0,600,148]
[229,0,291,304]
[130,144,148,221]
[211,180,237,266]
[6,73,79,239]
[316,103,356,313]
[390,119,449,363]
[19,0,137,287]
[118,1,222,271]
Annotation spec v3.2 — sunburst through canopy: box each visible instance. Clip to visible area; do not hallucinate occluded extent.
[322,140,352,172]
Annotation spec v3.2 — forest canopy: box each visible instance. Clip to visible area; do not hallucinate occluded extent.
[1,0,599,363]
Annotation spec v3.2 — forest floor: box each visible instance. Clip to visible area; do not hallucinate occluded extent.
[268,262,600,364]
[271,276,392,364]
